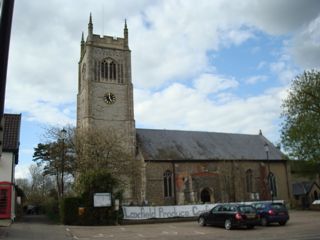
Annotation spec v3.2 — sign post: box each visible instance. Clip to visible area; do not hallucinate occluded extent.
[93,193,111,207]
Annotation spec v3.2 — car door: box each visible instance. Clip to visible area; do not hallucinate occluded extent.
[207,205,223,225]
[215,204,229,226]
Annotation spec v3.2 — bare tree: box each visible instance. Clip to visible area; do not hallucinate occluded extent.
[75,127,136,195]
[16,164,55,205]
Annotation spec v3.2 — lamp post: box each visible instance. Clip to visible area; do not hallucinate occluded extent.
[264,143,270,173]
[264,143,273,202]
[60,128,67,198]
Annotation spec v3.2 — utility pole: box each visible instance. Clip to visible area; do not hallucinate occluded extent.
[264,143,273,202]
[60,128,67,198]
[0,0,15,155]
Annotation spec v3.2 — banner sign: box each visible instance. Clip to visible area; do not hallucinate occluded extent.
[122,204,216,220]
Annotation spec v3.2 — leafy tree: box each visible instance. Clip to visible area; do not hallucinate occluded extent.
[290,160,320,179]
[33,126,76,199]
[281,70,320,161]
[77,169,122,206]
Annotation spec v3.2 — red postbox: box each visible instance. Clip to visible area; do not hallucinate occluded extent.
[0,182,12,219]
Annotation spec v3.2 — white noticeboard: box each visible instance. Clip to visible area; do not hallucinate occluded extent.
[94,193,111,207]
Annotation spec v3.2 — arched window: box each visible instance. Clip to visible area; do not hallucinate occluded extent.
[246,169,253,193]
[163,170,173,198]
[268,172,277,197]
[101,60,108,79]
[110,61,116,80]
[314,190,319,200]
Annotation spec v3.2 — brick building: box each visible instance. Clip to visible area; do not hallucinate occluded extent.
[77,16,291,205]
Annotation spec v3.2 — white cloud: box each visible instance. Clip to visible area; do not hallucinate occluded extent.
[245,75,268,85]
[270,59,299,84]
[135,80,287,141]
[15,164,31,180]
[290,14,320,69]
[219,28,255,47]
[7,0,319,99]
[194,74,239,94]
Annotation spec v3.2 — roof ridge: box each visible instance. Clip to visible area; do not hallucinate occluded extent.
[136,128,259,137]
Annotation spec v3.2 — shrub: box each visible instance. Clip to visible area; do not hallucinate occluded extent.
[60,197,82,225]
[43,197,60,223]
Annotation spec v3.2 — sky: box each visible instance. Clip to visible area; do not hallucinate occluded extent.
[5,0,320,179]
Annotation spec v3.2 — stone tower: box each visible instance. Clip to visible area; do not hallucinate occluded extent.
[77,15,139,203]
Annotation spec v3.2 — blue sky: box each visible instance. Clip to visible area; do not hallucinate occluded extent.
[4,0,320,179]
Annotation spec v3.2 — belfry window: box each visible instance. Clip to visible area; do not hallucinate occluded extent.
[246,169,253,193]
[100,58,122,82]
[110,61,116,80]
[101,60,108,79]
[163,170,173,198]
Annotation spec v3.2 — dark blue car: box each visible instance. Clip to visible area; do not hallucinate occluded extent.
[252,202,289,226]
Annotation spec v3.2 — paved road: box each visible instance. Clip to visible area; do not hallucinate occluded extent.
[2,211,320,240]
[3,215,72,240]
[67,211,320,240]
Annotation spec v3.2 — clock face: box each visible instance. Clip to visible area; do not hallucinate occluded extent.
[103,92,116,104]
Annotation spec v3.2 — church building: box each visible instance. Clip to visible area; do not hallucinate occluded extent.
[77,16,291,206]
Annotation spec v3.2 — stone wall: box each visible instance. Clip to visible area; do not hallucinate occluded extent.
[144,160,291,206]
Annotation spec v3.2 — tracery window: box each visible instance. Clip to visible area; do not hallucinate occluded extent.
[110,61,116,80]
[268,172,278,197]
[99,58,124,83]
[101,60,108,79]
[163,170,173,198]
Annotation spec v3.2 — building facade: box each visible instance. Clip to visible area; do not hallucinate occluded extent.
[77,16,291,206]
[0,114,21,220]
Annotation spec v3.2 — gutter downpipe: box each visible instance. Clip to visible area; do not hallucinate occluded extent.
[172,161,177,205]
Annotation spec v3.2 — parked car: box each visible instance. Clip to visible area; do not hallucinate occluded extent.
[252,202,289,226]
[197,203,259,230]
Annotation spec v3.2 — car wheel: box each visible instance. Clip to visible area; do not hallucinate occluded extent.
[261,217,268,226]
[247,225,255,229]
[224,219,232,230]
[198,217,206,226]
[279,221,287,226]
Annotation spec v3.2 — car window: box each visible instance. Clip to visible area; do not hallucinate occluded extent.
[239,206,256,213]
[271,203,287,211]
[222,206,229,211]
[254,203,265,209]
[229,206,237,212]
[212,205,223,212]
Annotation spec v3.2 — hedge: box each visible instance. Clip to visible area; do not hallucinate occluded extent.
[60,197,121,225]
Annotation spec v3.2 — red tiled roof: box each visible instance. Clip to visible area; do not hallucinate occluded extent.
[3,114,21,152]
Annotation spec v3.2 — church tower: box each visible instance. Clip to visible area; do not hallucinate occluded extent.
[77,15,138,203]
